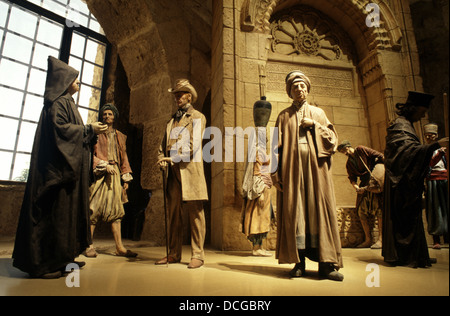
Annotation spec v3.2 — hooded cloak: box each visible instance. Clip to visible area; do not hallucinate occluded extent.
[382,116,440,267]
[12,56,97,277]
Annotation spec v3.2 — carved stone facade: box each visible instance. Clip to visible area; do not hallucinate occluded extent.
[262,5,372,248]
[211,0,426,250]
[1,0,445,252]
[81,0,432,250]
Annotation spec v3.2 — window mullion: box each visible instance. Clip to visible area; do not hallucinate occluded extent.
[59,25,72,64]
[9,10,40,180]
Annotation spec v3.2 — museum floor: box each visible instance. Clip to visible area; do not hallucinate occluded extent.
[0,238,448,297]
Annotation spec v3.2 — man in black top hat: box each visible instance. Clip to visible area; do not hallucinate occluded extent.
[382,91,449,268]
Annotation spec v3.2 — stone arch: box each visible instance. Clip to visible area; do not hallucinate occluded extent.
[83,0,213,244]
[236,0,416,247]
[85,0,211,188]
[240,0,413,150]
[241,0,402,59]
[263,3,375,215]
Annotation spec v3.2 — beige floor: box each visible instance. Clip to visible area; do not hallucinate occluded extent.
[0,239,448,296]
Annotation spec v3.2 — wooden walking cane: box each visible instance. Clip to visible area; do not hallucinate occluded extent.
[161,165,169,267]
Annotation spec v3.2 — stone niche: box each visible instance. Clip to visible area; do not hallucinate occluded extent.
[257,5,374,249]
[265,5,371,219]
[209,0,417,251]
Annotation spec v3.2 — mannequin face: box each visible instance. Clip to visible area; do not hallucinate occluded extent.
[102,109,115,126]
[424,132,437,144]
[68,78,80,95]
[174,91,192,108]
[340,146,354,156]
[290,81,309,102]
[409,106,428,123]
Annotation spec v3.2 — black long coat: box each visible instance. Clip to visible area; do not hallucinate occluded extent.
[382,116,439,267]
[12,57,96,277]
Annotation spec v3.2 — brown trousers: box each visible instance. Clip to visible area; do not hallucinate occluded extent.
[166,165,206,262]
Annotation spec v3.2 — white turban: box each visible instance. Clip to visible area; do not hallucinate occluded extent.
[285,71,311,98]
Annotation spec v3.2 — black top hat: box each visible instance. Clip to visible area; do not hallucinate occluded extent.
[404,91,434,108]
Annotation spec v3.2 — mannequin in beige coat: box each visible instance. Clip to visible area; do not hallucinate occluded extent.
[156,79,208,269]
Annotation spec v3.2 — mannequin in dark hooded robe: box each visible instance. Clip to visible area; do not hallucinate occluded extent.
[383,91,449,268]
[12,56,107,278]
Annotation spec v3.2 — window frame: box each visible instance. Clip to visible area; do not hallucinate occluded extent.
[0,0,111,182]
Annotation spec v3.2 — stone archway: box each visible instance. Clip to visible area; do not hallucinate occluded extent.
[233,0,426,248]
[240,0,411,151]
[264,4,380,246]
[208,0,423,250]
[84,0,213,245]
[241,0,402,53]
[240,0,427,148]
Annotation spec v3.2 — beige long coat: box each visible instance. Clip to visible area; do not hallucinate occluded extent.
[272,102,343,267]
[158,106,208,201]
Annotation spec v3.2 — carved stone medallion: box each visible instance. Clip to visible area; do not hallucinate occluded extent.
[270,6,354,63]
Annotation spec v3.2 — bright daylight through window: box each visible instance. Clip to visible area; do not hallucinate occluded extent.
[0,0,110,181]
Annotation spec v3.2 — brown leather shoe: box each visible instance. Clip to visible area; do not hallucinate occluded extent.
[155,256,179,265]
[187,258,204,269]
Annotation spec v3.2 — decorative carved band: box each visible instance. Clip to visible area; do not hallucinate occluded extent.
[358,51,383,87]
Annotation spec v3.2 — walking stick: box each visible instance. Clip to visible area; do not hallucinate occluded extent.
[161,165,169,267]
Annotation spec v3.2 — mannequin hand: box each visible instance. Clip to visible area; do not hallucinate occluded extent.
[356,187,366,194]
[157,157,172,170]
[301,118,314,128]
[106,164,117,175]
[91,122,108,135]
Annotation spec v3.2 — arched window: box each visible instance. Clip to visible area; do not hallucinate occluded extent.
[0,0,110,181]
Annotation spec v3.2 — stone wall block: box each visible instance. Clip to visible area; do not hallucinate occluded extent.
[129,76,173,125]
[140,189,165,245]
[117,27,169,89]
[333,107,361,126]
[86,0,154,44]
[140,119,171,191]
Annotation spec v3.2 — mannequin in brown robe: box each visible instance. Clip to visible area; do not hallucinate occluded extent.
[271,71,343,281]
